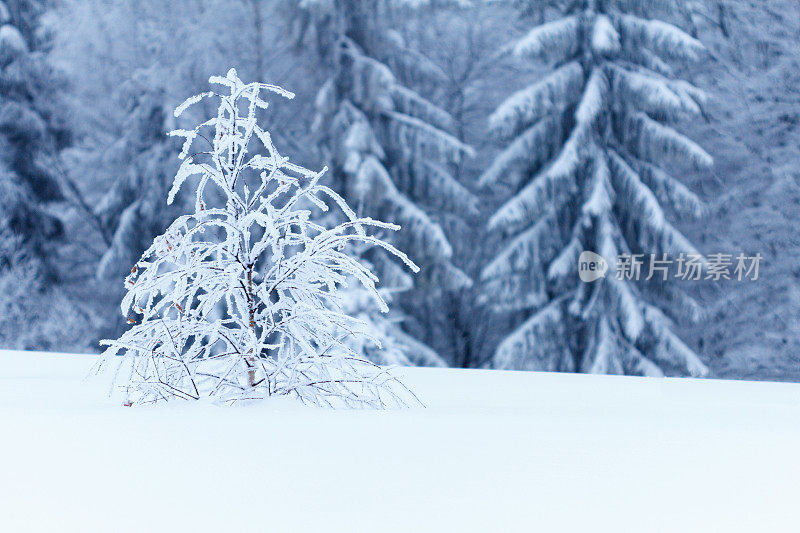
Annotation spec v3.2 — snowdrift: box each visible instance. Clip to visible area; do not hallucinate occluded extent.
[1,350,798,532]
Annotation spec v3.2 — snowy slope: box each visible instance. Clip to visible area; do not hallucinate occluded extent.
[1,350,799,532]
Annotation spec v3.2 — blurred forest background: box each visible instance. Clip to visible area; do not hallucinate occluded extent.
[1,0,798,381]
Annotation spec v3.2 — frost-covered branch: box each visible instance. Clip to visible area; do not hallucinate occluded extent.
[98,69,421,407]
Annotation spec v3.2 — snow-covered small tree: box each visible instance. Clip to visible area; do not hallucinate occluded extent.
[482,0,711,376]
[98,69,421,407]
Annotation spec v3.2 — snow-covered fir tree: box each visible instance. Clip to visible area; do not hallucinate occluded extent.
[0,0,96,351]
[338,247,445,367]
[0,0,70,278]
[295,0,477,364]
[481,0,711,376]
[93,86,179,281]
[99,69,421,406]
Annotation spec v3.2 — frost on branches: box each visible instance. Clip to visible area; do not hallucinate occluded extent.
[98,69,421,407]
[483,0,711,377]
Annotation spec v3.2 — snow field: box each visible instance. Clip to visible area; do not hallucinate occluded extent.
[1,350,798,532]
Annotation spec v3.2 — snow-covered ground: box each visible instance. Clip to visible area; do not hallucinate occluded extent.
[1,350,799,532]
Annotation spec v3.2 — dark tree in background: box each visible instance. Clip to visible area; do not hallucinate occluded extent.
[482,0,711,376]
[0,0,95,351]
[296,0,477,365]
[0,0,69,276]
[93,88,177,281]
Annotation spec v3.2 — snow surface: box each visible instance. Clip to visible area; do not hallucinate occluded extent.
[1,350,799,532]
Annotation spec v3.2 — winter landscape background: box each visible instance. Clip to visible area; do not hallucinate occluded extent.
[1,0,799,382]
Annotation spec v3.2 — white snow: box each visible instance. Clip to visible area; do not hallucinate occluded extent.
[591,15,620,55]
[1,350,799,532]
[513,15,580,61]
[488,61,584,139]
[0,24,28,56]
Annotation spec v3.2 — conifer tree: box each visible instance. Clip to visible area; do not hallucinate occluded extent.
[0,0,70,277]
[482,0,711,376]
[94,87,178,281]
[0,0,96,351]
[296,0,476,364]
[99,69,421,406]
